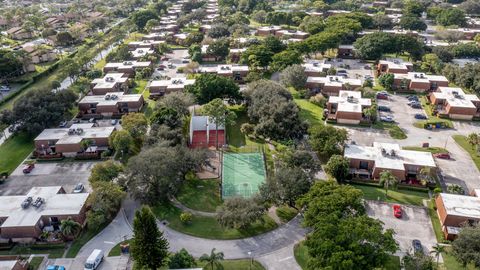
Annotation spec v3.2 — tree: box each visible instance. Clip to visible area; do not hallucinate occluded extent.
[373,14,393,30]
[207,38,230,61]
[300,16,325,35]
[89,160,124,186]
[199,248,224,270]
[109,130,135,158]
[245,80,307,140]
[251,10,267,23]
[399,16,427,31]
[50,80,61,90]
[87,181,126,229]
[279,64,307,90]
[282,149,320,177]
[125,145,207,204]
[216,197,265,229]
[309,125,348,158]
[354,32,397,60]
[324,155,349,183]
[80,139,93,152]
[132,9,158,30]
[169,248,197,269]
[447,184,465,195]
[378,73,395,91]
[430,243,445,267]
[56,31,74,45]
[131,206,169,269]
[60,218,81,238]
[263,36,287,54]
[186,73,241,104]
[437,8,467,27]
[202,98,236,149]
[379,170,398,197]
[467,132,479,149]
[403,0,425,16]
[145,19,159,32]
[208,23,230,38]
[270,50,303,72]
[403,252,435,270]
[421,53,443,73]
[121,113,148,139]
[158,91,195,116]
[452,224,480,268]
[242,44,274,70]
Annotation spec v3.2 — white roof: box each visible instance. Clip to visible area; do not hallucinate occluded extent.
[257,25,282,31]
[0,186,89,228]
[35,124,115,145]
[307,76,362,87]
[199,65,249,74]
[439,193,480,219]
[328,90,371,113]
[150,77,195,89]
[191,115,224,131]
[128,40,163,46]
[303,61,332,73]
[276,29,309,36]
[143,32,172,39]
[91,73,128,90]
[104,61,151,70]
[394,72,449,83]
[379,59,413,70]
[344,142,436,171]
[432,87,479,109]
[131,48,154,58]
[79,92,142,106]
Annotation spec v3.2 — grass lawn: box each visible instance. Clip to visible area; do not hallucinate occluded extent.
[351,184,429,206]
[28,256,44,270]
[131,80,148,94]
[134,259,265,270]
[288,87,324,128]
[294,241,400,270]
[108,240,131,257]
[402,146,449,154]
[65,222,110,258]
[152,203,278,240]
[441,247,477,270]
[452,135,480,171]
[0,244,65,259]
[227,106,261,149]
[414,96,453,129]
[177,176,222,212]
[372,122,407,140]
[0,133,34,174]
[427,199,445,243]
[275,206,298,223]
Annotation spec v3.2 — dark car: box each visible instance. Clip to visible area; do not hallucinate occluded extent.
[376,93,389,100]
[378,106,391,112]
[410,103,422,109]
[412,239,423,254]
[414,113,427,119]
[407,95,419,100]
[23,163,35,174]
[380,115,394,122]
[434,152,451,159]
[58,121,67,128]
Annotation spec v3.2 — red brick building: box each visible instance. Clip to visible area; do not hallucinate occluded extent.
[435,193,480,240]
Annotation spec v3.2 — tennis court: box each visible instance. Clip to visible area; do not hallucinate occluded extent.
[222,152,266,198]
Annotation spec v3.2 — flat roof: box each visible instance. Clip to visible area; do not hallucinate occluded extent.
[344,142,436,171]
[328,90,371,113]
[302,61,332,73]
[0,186,89,228]
[104,61,151,69]
[379,59,413,70]
[199,65,249,74]
[91,73,128,89]
[79,92,142,106]
[394,72,449,83]
[35,124,115,145]
[307,76,362,86]
[150,77,195,89]
[439,193,480,220]
[131,48,154,58]
[432,87,479,109]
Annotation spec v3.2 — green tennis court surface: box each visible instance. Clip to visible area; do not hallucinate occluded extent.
[222,152,266,198]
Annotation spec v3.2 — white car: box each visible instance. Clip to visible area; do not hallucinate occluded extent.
[73,183,84,193]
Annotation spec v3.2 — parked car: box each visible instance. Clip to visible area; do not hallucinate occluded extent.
[410,103,422,109]
[157,65,166,70]
[377,93,389,100]
[412,239,423,254]
[23,163,35,174]
[73,183,84,193]
[0,85,10,91]
[407,95,418,100]
[88,118,96,123]
[364,65,371,70]
[414,113,427,119]
[47,265,66,270]
[378,105,391,112]
[182,59,189,63]
[393,204,402,218]
[161,57,169,61]
[84,249,104,270]
[380,115,394,122]
[434,152,451,159]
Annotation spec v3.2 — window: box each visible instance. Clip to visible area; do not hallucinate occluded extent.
[359,161,369,170]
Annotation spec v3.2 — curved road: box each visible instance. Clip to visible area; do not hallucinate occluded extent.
[74,197,307,269]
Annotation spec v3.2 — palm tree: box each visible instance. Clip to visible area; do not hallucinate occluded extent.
[418,167,433,187]
[199,248,224,270]
[430,243,445,267]
[60,217,81,238]
[379,170,398,198]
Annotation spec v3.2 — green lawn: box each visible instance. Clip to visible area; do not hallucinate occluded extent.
[133,259,265,270]
[441,247,478,270]
[131,80,148,94]
[0,133,34,174]
[108,240,131,257]
[294,241,400,270]
[28,256,44,270]
[427,199,445,243]
[294,99,324,128]
[0,244,65,259]
[372,122,407,140]
[152,203,278,240]
[227,106,262,150]
[275,206,298,223]
[453,135,480,171]
[414,96,453,129]
[402,146,449,154]
[65,222,110,258]
[176,176,222,212]
[351,184,429,206]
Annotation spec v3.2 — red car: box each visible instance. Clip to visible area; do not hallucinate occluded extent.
[393,204,402,218]
[434,153,451,159]
[22,163,35,174]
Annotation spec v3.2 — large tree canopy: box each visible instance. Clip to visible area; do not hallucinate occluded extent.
[186,73,241,104]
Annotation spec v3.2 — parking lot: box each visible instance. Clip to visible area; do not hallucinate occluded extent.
[48,255,129,270]
[327,58,374,82]
[366,201,438,257]
[377,94,426,131]
[152,49,189,79]
[1,161,96,196]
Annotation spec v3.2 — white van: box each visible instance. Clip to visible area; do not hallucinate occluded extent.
[84,249,104,270]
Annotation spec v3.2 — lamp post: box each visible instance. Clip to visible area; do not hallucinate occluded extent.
[248,251,253,270]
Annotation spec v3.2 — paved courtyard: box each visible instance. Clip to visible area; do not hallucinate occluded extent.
[366,201,438,257]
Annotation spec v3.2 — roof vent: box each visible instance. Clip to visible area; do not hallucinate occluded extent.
[68,128,75,135]
[32,197,44,208]
[105,77,114,82]
[21,197,33,209]
[105,94,111,100]
[76,128,83,135]
[390,149,396,156]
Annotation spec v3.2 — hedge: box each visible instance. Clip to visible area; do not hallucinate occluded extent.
[348,179,429,193]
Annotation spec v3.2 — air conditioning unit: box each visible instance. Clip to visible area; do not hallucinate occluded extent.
[105,94,111,100]
[21,197,33,209]
[76,128,83,135]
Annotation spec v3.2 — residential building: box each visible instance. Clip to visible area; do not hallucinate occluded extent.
[149,77,195,98]
[90,73,129,95]
[78,92,144,118]
[306,76,362,96]
[229,48,247,63]
[302,61,332,76]
[103,61,152,77]
[256,26,282,36]
[377,59,414,75]
[131,48,154,59]
[152,24,179,33]
[142,32,172,41]
[199,65,249,83]
[435,193,480,240]
[337,45,355,58]
[430,87,480,120]
[45,17,66,29]
[344,142,437,182]
[0,186,89,242]
[393,72,449,92]
[275,29,310,40]
[34,123,115,157]
[326,90,371,124]
[7,27,33,40]
[22,46,57,64]
[0,258,27,270]
[128,40,163,50]
[189,114,225,148]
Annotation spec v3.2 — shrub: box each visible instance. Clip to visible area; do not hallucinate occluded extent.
[276,206,298,223]
[240,123,255,136]
[180,212,193,224]
[309,94,327,108]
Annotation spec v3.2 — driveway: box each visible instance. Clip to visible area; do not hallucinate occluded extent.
[152,49,189,79]
[366,200,438,257]
[1,161,96,195]
[49,255,129,270]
